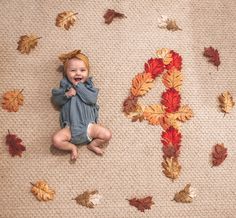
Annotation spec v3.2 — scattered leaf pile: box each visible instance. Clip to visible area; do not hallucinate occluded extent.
[128,196,154,212]
[174,184,196,203]
[2,90,24,112]
[31,180,55,201]
[212,143,228,167]
[74,190,102,208]
[123,48,193,180]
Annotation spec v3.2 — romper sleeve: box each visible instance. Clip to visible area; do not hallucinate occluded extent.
[74,78,99,105]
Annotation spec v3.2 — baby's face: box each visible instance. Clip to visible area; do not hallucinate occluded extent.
[66,58,89,85]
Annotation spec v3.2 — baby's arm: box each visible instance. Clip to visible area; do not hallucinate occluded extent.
[74,83,99,105]
[52,88,71,106]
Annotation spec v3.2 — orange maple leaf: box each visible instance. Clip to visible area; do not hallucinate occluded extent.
[2,89,24,112]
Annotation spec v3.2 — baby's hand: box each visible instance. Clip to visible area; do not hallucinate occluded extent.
[65,87,76,97]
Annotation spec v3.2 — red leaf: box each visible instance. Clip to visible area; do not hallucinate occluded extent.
[165,51,182,70]
[128,196,154,212]
[161,127,182,158]
[5,130,26,157]
[212,143,227,166]
[103,9,126,24]
[203,47,220,69]
[161,88,181,112]
[123,95,138,114]
[144,58,164,78]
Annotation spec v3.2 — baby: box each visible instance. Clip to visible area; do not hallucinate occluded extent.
[52,50,112,160]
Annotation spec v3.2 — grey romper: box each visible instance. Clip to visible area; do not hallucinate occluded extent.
[52,77,99,145]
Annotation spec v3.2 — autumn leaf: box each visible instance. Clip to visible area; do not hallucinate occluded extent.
[127,104,145,122]
[159,114,181,131]
[128,196,154,212]
[31,180,55,201]
[158,16,182,31]
[131,72,154,97]
[103,9,126,24]
[161,127,182,147]
[156,48,172,65]
[161,88,181,113]
[162,157,181,180]
[174,105,193,122]
[143,104,165,125]
[162,68,183,91]
[74,190,102,208]
[218,91,235,114]
[173,184,196,203]
[144,58,164,78]
[2,89,24,112]
[5,130,26,157]
[123,95,138,114]
[212,143,227,167]
[165,51,182,71]
[203,47,220,69]
[17,34,41,54]
[55,11,78,30]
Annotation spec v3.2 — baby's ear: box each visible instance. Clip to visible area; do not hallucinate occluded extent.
[57,65,64,74]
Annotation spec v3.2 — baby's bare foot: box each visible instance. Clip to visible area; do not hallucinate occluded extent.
[70,147,78,161]
[87,145,104,156]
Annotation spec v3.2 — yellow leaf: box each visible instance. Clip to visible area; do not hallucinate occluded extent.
[174,184,196,203]
[162,68,183,91]
[162,157,181,181]
[143,104,165,125]
[174,105,193,122]
[166,19,182,31]
[74,190,100,208]
[156,48,172,65]
[55,11,78,30]
[160,113,181,130]
[2,89,24,112]
[218,91,235,114]
[131,73,154,97]
[31,180,55,201]
[17,35,41,54]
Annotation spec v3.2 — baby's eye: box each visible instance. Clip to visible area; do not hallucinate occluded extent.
[71,69,76,72]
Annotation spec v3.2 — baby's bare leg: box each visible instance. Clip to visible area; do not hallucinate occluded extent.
[87,124,112,155]
[52,128,78,160]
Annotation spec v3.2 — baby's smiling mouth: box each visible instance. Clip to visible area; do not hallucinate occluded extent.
[74,77,82,82]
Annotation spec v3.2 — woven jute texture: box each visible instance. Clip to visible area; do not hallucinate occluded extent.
[1,0,236,217]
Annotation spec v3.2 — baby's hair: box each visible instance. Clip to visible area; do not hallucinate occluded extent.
[59,49,90,72]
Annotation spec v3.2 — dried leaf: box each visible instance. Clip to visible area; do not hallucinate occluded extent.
[17,35,41,54]
[174,105,194,122]
[212,143,227,167]
[123,95,138,114]
[31,180,55,201]
[166,19,182,31]
[203,47,220,69]
[128,196,154,212]
[131,72,154,97]
[74,190,101,208]
[218,91,235,114]
[162,157,181,180]
[55,11,78,30]
[144,58,164,78]
[143,104,165,125]
[5,130,26,157]
[2,89,24,112]
[156,48,173,65]
[127,104,145,122]
[103,9,126,24]
[159,114,181,131]
[161,127,182,147]
[158,15,169,28]
[162,68,183,91]
[161,88,181,113]
[174,184,196,203]
[165,51,182,70]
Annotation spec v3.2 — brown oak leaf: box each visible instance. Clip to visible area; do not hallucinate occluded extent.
[31,180,55,201]
[174,184,196,203]
[162,157,181,181]
[17,35,41,54]
[74,190,102,208]
[212,143,227,167]
[128,196,154,212]
[218,91,235,114]
[166,19,182,31]
[203,46,220,69]
[123,95,138,114]
[55,11,78,30]
[2,89,24,112]
[127,104,145,122]
[103,9,126,24]
[5,130,26,157]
